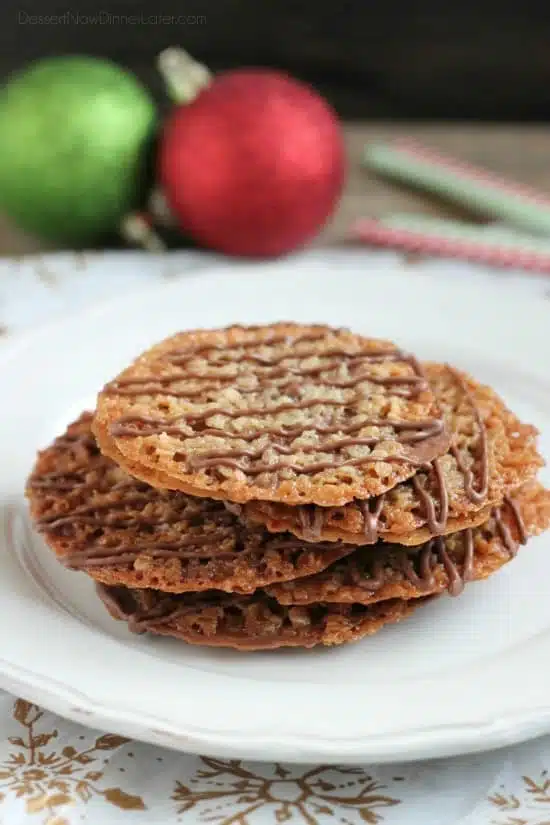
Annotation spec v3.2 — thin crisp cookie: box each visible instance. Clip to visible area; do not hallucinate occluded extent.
[93,323,450,506]
[267,482,550,606]
[241,363,543,545]
[26,414,356,594]
[96,584,425,650]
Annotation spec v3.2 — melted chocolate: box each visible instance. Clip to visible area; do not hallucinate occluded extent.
[63,533,239,569]
[31,425,360,574]
[359,495,386,543]
[95,585,199,634]
[63,532,347,570]
[493,495,528,557]
[110,411,443,476]
[346,526,481,597]
[108,358,428,398]
[96,585,271,635]
[186,449,429,477]
[166,328,349,365]
[96,583,402,641]
[27,472,90,492]
[502,494,528,544]
[95,584,132,621]
[111,413,442,442]
[297,506,325,541]
[37,493,162,530]
[53,433,98,451]
[106,334,445,480]
[406,367,488,531]
[400,544,437,592]
[412,458,449,535]
[435,538,465,596]
[287,365,490,542]
[349,557,386,590]
[223,501,243,517]
[462,529,475,583]
[289,455,449,544]
[447,369,489,504]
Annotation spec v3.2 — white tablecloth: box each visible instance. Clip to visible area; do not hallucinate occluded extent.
[0,250,548,825]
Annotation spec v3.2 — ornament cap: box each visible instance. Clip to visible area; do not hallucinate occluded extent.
[120,212,166,252]
[148,188,176,228]
[157,47,212,104]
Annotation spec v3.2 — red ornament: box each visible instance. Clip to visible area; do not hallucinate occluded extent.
[158,68,345,257]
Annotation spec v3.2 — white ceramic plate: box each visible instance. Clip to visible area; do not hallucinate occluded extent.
[1,251,549,765]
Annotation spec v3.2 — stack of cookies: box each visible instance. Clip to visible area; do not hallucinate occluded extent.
[26,323,550,650]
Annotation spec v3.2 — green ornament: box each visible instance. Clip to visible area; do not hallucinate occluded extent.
[0,56,157,244]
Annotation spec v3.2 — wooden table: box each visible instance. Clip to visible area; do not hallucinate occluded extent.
[1,123,548,255]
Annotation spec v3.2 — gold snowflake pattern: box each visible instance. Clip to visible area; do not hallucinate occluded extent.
[172,757,401,824]
[489,770,550,825]
[0,699,145,825]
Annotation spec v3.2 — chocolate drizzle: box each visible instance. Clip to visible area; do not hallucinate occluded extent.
[27,472,93,492]
[492,495,528,558]
[376,493,525,596]
[106,337,429,398]
[95,584,218,634]
[185,449,430,477]
[45,510,354,571]
[297,506,325,542]
[399,543,437,592]
[107,364,427,399]
[404,367,488,530]
[274,364,491,542]
[40,488,350,570]
[447,368,489,504]
[412,458,449,535]
[111,415,444,476]
[435,538,466,596]
[272,488,531,608]
[502,494,528,544]
[104,329,446,480]
[28,417,360,577]
[63,536,241,569]
[111,414,442,442]
[341,532,473,597]
[461,528,475,583]
[286,455,449,545]
[359,495,386,543]
[95,583,410,641]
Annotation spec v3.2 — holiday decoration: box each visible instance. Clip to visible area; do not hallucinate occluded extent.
[365,141,550,236]
[354,214,550,274]
[0,56,157,244]
[158,50,345,257]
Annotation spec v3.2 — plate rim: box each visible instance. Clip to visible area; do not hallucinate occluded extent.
[2,652,550,764]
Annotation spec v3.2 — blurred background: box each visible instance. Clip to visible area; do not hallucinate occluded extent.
[3,0,550,119]
[1,0,549,256]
